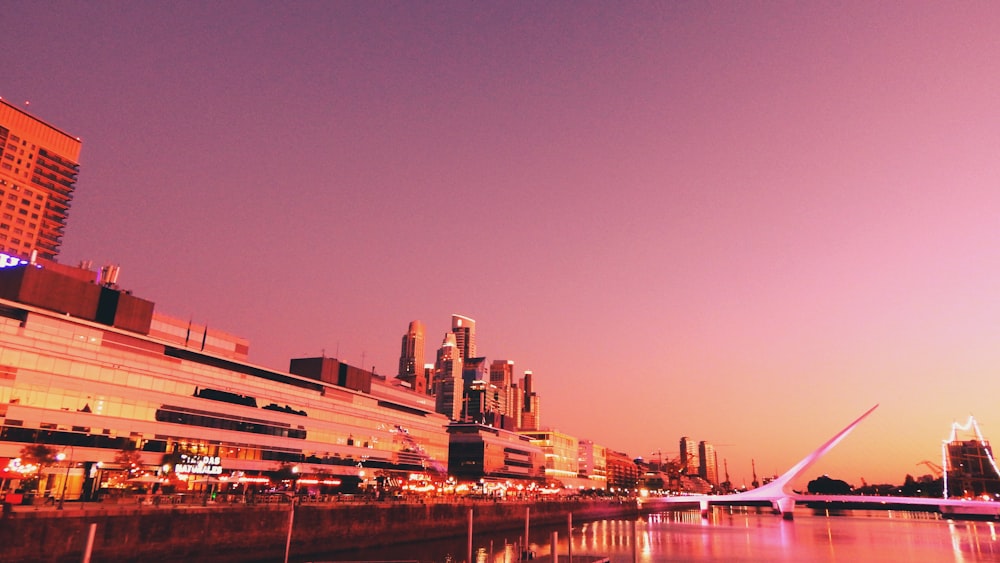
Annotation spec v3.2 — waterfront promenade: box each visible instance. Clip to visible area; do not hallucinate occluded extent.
[0,497,638,563]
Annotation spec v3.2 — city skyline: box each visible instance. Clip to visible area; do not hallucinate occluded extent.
[4,2,1000,486]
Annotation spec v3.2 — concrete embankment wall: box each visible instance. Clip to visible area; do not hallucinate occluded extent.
[0,499,639,563]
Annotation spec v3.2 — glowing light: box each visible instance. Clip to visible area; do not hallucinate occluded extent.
[0,253,28,268]
[942,416,1000,500]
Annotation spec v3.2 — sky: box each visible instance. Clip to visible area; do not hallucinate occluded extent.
[3,1,999,487]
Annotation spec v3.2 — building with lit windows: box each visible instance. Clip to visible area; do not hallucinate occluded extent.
[577,440,608,490]
[447,422,544,483]
[0,261,450,501]
[605,449,639,493]
[945,439,1000,499]
[521,429,592,488]
[0,99,82,260]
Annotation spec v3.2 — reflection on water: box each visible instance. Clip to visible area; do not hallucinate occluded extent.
[307,508,1000,563]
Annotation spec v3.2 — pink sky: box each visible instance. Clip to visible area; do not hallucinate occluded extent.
[4,2,999,486]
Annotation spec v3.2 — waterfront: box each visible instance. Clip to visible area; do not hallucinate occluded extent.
[312,509,1000,563]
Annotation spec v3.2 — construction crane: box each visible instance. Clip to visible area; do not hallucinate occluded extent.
[917,460,943,477]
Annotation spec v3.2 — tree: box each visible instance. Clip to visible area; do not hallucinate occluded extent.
[807,475,852,495]
[18,444,58,491]
[114,443,145,476]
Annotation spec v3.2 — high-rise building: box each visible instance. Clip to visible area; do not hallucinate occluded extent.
[460,356,492,423]
[451,314,476,360]
[397,320,426,394]
[698,441,719,486]
[520,370,541,431]
[433,332,463,421]
[680,436,700,476]
[0,99,82,260]
[489,359,517,430]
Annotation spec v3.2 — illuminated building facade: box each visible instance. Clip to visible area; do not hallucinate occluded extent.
[605,449,639,492]
[0,262,450,500]
[397,320,426,394]
[447,423,544,483]
[521,429,580,486]
[577,440,608,489]
[0,99,82,260]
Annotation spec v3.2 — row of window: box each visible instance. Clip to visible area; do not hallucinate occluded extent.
[154,405,308,439]
[1,310,450,461]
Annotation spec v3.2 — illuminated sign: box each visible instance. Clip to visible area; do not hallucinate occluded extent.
[0,253,27,269]
[175,454,223,475]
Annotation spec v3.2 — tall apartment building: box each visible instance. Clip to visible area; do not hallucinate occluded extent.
[680,436,700,476]
[397,320,426,394]
[451,314,476,360]
[698,440,719,485]
[0,99,82,260]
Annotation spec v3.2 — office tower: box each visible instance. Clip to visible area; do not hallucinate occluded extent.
[397,320,426,394]
[423,363,435,394]
[698,441,719,485]
[0,99,82,260]
[520,370,541,431]
[460,356,490,422]
[451,314,476,360]
[680,437,700,476]
[489,359,517,430]
[433,332,463,420]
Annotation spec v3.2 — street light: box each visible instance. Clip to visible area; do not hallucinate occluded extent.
[57,446,74,510]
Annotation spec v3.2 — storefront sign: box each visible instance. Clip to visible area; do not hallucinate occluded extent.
[174,454,223,475]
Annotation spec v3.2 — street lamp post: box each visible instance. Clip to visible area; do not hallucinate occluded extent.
[58,446,73,510]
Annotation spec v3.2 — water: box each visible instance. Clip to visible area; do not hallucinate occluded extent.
[307,508,1000,563]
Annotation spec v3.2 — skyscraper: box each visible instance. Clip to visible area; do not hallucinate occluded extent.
[0,99,82,260]
[433,332,463,420]
[698,441,719,486]
[520,370,541,431]
[397,320,426,394]
[451,314,476,360]
[680,437,700,476]
[489,359,517,430]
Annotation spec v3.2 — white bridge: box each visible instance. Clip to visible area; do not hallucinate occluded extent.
[640,405,1000,520]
